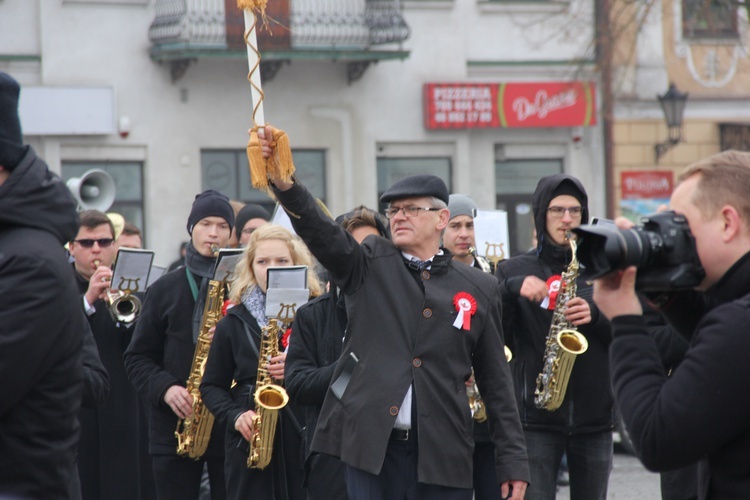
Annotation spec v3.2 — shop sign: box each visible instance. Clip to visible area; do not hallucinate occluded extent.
[423,81,596,129]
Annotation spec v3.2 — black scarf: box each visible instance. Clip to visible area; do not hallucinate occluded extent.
[185,241,218,342]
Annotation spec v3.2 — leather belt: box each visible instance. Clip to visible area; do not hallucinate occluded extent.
[390,428,410,441]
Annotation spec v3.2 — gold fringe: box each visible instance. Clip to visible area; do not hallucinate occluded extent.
[236,0,267,12]
[246,126,296,191]
[247,127,268,189]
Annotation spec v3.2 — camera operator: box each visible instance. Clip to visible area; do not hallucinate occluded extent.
[592,151,750,499]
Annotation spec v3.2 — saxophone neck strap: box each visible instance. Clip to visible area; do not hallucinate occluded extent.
[185,267,199,302]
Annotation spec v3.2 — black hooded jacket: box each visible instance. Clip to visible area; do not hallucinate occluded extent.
[495,174,614,433]
[0,147,85,498]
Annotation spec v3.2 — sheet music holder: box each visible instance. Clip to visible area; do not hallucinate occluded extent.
[474,209,510,265]
[213,248,243,282]
[147,265,166,288]
[265,266,309,322]
[112,248,154,294]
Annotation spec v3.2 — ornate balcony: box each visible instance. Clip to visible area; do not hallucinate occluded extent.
[149,0,410,83]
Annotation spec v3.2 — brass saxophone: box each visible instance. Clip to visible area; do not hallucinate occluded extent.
[175,277,225,459]
[534,233,589,411]
[467,346,513,422]
[247,318,290,469]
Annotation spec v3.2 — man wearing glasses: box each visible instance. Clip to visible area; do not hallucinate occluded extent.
[495,174,614,500]
[69,209,155,500]
[257,125,529,500]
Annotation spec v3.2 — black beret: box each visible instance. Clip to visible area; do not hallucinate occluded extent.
[235,203,271,234]
[379,174,449,205]
[0,72,26,171]
[186,189,235,235]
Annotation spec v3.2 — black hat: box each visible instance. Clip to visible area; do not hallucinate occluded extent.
[0,72,26,171]
[186,190,235,235]
[234,203,271,234]
[379,174,449,205]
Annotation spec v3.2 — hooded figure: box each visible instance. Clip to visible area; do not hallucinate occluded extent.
[0,72,85,496]
[495,173,613,500]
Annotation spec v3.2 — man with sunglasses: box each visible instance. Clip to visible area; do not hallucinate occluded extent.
[495,174,613,500]
[69,209,155,500]
[256,125,529,500]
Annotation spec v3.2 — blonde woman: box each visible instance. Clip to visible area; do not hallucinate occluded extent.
[201,224,322,500]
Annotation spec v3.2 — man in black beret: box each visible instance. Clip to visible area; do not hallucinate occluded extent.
[124,189,234,500]
[258,126,529,500]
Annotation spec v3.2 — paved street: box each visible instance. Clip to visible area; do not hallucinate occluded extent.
[556,450,662,499]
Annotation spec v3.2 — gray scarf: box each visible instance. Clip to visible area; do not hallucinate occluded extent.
[241,285,268,328]
[185,241,218,342]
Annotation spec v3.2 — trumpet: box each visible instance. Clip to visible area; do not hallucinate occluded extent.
[94,259,142,324]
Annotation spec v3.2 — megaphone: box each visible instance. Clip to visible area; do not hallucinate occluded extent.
[66,169,116,212]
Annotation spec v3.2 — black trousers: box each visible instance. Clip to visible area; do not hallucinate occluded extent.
[344,432,472,500]
[473,440,501,500]
[151,454,226,500]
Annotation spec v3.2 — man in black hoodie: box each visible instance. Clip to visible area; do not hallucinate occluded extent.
[496,174,613,500]
[0,71,85,498]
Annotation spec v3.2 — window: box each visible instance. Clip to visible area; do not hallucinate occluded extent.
[495,159,562,256]
[376,157,452,213]
[201,149,327,216]
[683,0,737,39]
[62,161,145,239]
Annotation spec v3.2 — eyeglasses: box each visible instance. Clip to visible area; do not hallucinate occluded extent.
[73,238,115,248]
[383,206,442,219]
[547,206,582,218]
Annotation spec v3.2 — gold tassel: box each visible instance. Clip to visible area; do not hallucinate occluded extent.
[267,128,295,184]
[236,0,267,12]
[247,126,268,189]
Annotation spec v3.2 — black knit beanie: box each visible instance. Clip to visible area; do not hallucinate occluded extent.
[234,203,271,234]
[186,190,235,235]
[0,72,26,170]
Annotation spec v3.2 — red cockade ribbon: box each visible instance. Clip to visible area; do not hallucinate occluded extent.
[453,292,477,330]
[222,299,234,316]
[544,275,561,310]
[281,327,292,350]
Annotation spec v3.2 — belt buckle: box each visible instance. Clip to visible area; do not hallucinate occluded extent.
[392,429,409,441]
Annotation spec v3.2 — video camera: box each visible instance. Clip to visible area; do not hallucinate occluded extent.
[571,211,705,291]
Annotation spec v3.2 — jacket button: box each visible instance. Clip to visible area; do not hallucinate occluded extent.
[412,358,422,368]
[423,308,432,318]
[421,270,430,280]
[389,406,399,416]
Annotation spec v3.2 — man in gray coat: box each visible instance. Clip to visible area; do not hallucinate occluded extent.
[257,125,529,500]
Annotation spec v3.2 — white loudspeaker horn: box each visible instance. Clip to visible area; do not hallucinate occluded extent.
[66,169,116,212]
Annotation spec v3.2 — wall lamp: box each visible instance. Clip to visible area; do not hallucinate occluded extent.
[655,84,689,163]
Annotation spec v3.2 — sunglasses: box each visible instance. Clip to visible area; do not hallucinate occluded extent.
[74,238,115,248]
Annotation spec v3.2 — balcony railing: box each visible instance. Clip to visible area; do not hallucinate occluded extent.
[149,0,410,81]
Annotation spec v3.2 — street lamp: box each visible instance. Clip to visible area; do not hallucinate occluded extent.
[655,83,689,163]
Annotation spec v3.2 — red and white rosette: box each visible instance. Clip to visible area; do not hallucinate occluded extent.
[453,292,477,330]
[540,275,561,310]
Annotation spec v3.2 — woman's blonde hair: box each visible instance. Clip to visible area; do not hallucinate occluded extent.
[229,223,323,303]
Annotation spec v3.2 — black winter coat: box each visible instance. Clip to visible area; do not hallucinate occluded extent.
[0,147,84,499]
[73,269,152,500]
[496,174,614,433]
[201,302,305,500]
[124,267,224,457]
[274,182,529,489]
[612,252,750,499]
[285,289,346,460]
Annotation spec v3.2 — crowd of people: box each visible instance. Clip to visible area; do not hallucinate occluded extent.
[3,68,750,500]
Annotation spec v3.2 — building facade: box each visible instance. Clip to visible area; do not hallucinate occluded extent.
[1,0,605,263]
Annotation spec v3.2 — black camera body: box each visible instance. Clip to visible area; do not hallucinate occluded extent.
[571,211,705,291]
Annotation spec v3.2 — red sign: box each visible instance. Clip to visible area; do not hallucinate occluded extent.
[621,171,673,199]
[423,82,596,130]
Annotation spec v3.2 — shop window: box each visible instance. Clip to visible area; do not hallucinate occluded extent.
[376,157,452,213]
[683,0,737,39]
